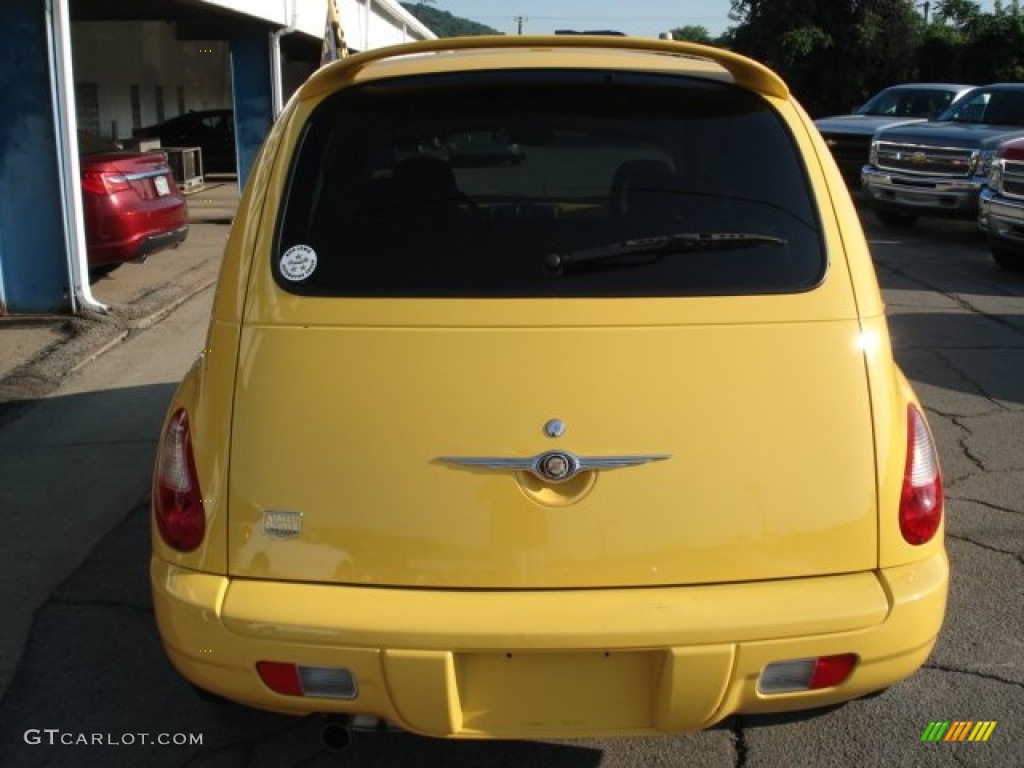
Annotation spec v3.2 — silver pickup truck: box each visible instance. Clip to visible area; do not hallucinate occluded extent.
[861,83,1024,227]
[979,136,1024,270]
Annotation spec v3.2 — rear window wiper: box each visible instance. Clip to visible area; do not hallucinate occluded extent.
[546,232,788,274]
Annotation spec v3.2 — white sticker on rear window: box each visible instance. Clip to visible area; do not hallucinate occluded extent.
[279,245,317,281]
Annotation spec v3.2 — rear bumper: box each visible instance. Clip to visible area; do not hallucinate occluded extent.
[152,552,947,738]
[861,166,983,218]
[88,223,189,267]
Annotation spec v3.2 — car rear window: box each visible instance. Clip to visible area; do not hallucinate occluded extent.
[275,70,824,297]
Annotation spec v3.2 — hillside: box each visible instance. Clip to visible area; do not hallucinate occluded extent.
[401,3,502,37]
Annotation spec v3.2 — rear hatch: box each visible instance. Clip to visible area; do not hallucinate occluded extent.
[79,129,176,202]
[228,318,875,588]
[93,152,176,200]
[226,68,877,589]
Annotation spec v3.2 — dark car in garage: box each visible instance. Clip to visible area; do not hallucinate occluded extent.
[133,109,236,173]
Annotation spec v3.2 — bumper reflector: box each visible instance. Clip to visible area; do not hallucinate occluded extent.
[257,661,358,700]
[758,654,857,694]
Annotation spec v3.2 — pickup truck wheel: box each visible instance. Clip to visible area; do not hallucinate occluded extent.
[875,209,918,228]
[992,245,1024,271]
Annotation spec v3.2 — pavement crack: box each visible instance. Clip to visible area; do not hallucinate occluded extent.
[731,716,749,768]
[946,532,1022,559]
[946,495,1023,517]
[880,261,1024,340]
[924,661,1024,690]
[947,414,989,473]
[935,350,1007,413]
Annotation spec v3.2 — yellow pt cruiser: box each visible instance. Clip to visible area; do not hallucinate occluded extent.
[151,36,947,739]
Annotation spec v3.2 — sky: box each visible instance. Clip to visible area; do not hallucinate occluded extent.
[430,0,736,38]
[429,1,1002,40]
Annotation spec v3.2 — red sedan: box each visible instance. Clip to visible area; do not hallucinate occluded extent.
[79,131,189,270]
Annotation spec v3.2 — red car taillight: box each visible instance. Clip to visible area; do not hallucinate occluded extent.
[899,405,943,545]
[154,408,205,552]
[81,171,130,196]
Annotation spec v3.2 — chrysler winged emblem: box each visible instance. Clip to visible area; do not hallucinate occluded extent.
[435,450,671,484]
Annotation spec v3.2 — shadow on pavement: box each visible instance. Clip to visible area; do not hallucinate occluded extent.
[887,312,1024,406]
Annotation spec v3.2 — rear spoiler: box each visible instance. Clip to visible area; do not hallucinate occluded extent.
[302,35,789,101]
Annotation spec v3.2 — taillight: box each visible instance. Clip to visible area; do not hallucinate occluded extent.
[899,405,943,545]
[154,408,205,552]
[81,171,130,196]
[256,661,358,699]
[758,654,858,694]
[256,662,303,696]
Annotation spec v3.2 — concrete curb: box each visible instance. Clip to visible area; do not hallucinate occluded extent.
[0,278,217,414]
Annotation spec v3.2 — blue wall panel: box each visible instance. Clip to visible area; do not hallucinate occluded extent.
[230,26,274,193]
[0,0,70,313]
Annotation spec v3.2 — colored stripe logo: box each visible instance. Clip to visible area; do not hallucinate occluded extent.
[921,721,997,742]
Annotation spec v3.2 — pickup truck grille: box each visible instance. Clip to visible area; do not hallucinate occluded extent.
[873,142,975,178]
[998,159,1024,199]
[820,133,870,169]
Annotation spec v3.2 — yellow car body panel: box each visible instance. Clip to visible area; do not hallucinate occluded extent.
[151,36,947,736]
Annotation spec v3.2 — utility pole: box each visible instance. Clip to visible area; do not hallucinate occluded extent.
[514,15,528,35]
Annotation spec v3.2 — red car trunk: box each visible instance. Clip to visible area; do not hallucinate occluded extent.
[79,139,189,267]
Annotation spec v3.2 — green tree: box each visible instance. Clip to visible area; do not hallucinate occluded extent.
[670,25,713,43]
[400,3,502,37]
[916,19,967,81]
[916,0,1024,83]
[934,0,982,27]
[727,1,921,116]
[960,2,1024,81]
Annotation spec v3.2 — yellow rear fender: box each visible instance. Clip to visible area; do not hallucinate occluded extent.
[872,340,945,568]
[151,319,241,574]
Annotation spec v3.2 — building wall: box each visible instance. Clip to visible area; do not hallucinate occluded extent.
[346,0,435,48]
[0,0,71,312]
[201,0,434,47]
[72,22,231,142]
[70,0,436,144]
[0,0,434,314]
